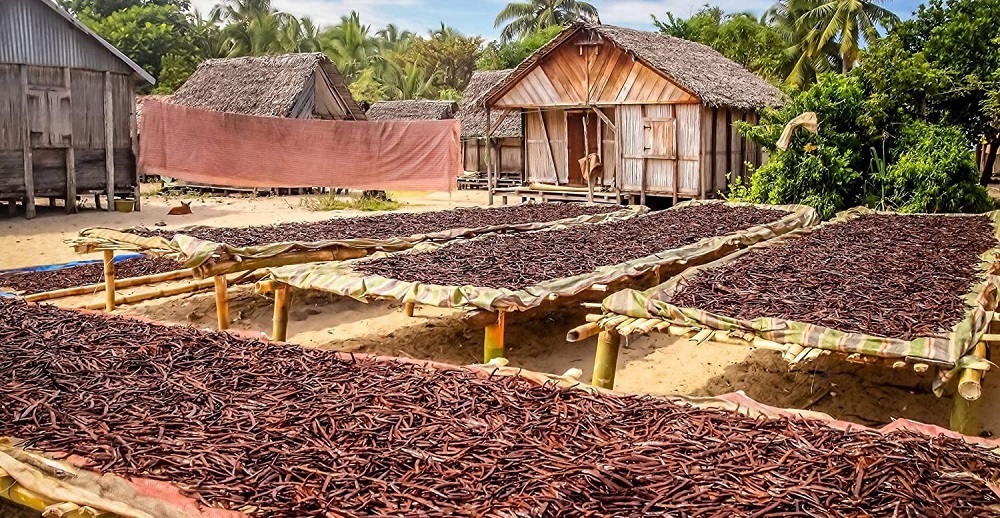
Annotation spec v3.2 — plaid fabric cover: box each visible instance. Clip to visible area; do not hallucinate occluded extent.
[69,205,647,270]
[602,207,1000,374]
[265,201,819,313]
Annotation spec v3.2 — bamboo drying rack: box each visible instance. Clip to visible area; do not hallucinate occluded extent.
[568,309,1000,435]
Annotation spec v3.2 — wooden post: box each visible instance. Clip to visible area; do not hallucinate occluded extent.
[272,285,290,342]
[486,107,494,206]
[592,329,622,389]
[103,71,115,212]
[130,88,141,212]
[213,274,229,330]
[950,341,988,434]
[404,302,415,318]
[102,250,116,312]
[19,66,35,219]
[64,67,76,214]
[483,311,506,363]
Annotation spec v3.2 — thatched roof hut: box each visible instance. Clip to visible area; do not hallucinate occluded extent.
[457,70,521,139]
[366,100,457,121]
[479,22,783,205]
[171,53,365,120]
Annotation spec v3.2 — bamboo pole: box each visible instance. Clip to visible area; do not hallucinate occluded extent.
[254,279,278,294]
[483,311,506,363]
[404,302,415,318]
[566,321,601,342]
[951,395,983,436]
[272,285,290,342]
[194,248,369,279]
[25,269,193,302]
[958,342,988,401]
[102,251,115,312]
[592,330,622,389]
[214,275,229,330]
[74,271,264,310]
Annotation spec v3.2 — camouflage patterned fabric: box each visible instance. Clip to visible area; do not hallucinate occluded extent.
[600,207,1000,387]
[265,201,819,312]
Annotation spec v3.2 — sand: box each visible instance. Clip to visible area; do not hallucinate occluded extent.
[2,190,997,437]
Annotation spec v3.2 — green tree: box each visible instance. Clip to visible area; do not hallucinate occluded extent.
[494,0,599,43]
[765,0,841,88]
[895,0,1000,183]
[80,3,198,92]
[320,12,382,82]
[348,67,385,104]
[60,0,188,17]
[653,7,787,82]
[384,62,437,100]
[478,25,561,70]
[400,26,482,92]
[799,0,899,73]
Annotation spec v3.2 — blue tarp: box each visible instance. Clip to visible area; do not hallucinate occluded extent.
[0,253,143,297]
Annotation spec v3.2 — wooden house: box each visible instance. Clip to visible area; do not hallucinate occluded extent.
[0,0,155,218]
[365,100,457,121]
[170,53,365,120]
[480,23,784,205]
[457,70,523,184]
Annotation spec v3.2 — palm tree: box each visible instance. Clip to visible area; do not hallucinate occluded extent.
[766,0,841,87]
[495,0,599,42]
[320,12,382,82]
[800,0,899,72]
[385,62,438,100]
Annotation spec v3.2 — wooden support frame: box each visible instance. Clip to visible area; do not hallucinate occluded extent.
[63,67,77,214]
[130,88,141,212]
[19,65,35,219]
[272,284,291,342]
[536,109,560,185]
[486,107,494,205]
[404,302,415,318]
[103,71,115,212]
[592,330,621,389]
[483,311,506,363]
[102,251,116,312]
[214,275,229,330]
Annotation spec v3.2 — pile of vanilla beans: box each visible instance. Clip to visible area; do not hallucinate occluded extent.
[2,298,997,517]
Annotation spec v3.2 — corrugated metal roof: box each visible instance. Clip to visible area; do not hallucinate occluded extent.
[0,0,155,84]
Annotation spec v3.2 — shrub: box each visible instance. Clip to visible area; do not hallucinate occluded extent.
[873,122,993,213]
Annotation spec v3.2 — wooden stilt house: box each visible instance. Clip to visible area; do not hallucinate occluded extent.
[480,23,784,205]
[457,70,523,188]
[0,0,155,218]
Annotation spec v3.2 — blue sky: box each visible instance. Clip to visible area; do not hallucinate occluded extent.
[189,0,924,40]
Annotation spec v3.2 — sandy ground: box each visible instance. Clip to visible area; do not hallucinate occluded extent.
[2,189,997,436]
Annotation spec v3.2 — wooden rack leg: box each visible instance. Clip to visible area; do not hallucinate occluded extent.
[214,274,229,330]
[592,329,622,389]
[272,285,290,342]
[483,311,506,363]
[951,341,988,434]
[404,302,415,318]
[102,250,115,312]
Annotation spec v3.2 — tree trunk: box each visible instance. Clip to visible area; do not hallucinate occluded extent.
[981,136,999,186]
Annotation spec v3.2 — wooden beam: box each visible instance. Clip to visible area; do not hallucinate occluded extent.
[19,66,35,219]
[486,106,494,205]
[214,274,229,330]
[591,107,615,133]
[63,68,77,214]
[488,108,513,135]
[536,109,560,185]
[130,87,141,212]
[592,330,621,389]
[103,251,116,312]
[272,285,290,341]
[103,71,114,212]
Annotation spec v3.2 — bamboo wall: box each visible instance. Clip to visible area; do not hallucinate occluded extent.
[0,63,136,207]
[462,137,522,176]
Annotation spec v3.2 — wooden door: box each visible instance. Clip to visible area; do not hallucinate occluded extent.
[566,111,599,186]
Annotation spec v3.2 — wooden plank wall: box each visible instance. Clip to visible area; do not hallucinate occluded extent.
[699,106,764,197]
[616,104,700,197]
[0,65,136,200]
[493,37,697,108]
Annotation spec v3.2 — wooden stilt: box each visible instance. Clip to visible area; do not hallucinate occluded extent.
[592,330,622,389]
[272,285,290,342]
[102,250,115,312]
[951,396,982,436]
[483,311,506,363]
[213,274,229,330]
[404,302,415,317]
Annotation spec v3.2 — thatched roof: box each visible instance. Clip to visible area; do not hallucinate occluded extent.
[486,23,785,111]
[171,53,365,119]
[458,69,522,139]
[366,100,457,121]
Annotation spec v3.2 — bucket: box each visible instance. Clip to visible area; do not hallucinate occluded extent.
[114,198,135,213]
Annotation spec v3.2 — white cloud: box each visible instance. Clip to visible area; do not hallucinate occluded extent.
[591,0,774,27]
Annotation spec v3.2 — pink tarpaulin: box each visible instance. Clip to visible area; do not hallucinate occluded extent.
[139,100,460,191]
